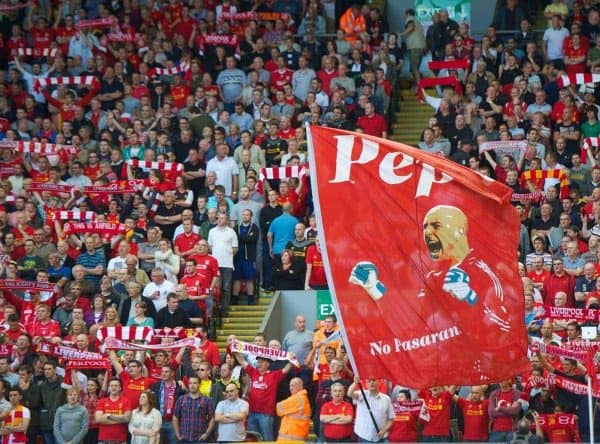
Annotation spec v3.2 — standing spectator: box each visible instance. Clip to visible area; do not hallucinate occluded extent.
[401,9,426,85]
[215,382,249,442]
[268,203,297,265]
[217,57,246,113]
[143,268,176,312]
[1,387,30,444]
[150,365,185,444]
[292,57,316,102]
[348,377,394,442]
[357,101,387,138]
[543,15,570,69]
[233,352,293,442]
[206,144,240,199]
[488,380,523,442]
[282,315,314,368]
[276,377,311,442]
[75,235,105,292]
[419,386,454,442]
[173,376,215,443]
[232,209,259,305]
[207,212,238,313]
[305,239,328,290]
[53,388,88,444]
[39,361,66,444]
[95,378,132,444]
[128,391,162,444]
[320,382,354,443]
[493,0,528,31]
[339,3,366,42]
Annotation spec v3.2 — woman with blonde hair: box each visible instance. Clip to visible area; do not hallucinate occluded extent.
[102,306,121,327]
[129,391,162,444]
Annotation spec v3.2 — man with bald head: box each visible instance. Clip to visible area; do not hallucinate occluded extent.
[276,377,311,442]
[282,315,314,366]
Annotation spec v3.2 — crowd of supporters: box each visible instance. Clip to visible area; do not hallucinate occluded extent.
[0,0,599,442]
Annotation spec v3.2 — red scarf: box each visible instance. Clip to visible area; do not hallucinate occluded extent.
[162,382,176,421]
[428,59,470,71]
[417,77,463,101]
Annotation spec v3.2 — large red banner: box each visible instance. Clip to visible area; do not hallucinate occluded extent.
[308,126,529,388]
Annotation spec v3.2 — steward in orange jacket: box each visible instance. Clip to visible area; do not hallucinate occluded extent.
[276,378,311,442]
[339,4,366,41]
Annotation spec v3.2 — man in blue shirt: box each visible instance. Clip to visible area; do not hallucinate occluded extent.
[268,202,297,264]
[75,235,105,291]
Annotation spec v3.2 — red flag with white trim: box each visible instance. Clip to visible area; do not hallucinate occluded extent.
[307,126,529,388]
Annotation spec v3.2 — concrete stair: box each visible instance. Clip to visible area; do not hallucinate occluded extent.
[215,293,273,349]
[390,89,434,147]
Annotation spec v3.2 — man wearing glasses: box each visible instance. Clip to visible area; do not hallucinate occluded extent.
[215,382,249,442]
[108,353,154,408]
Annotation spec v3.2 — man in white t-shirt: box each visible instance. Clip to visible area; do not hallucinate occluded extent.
[142,268,176,311]
[543,15,569,67]
[207,212,238,313]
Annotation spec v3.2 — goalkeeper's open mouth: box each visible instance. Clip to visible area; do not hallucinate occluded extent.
[425,237,443,259]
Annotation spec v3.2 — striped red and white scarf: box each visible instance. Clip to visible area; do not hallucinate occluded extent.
[583,137,600,150]
[557,73,600,89]
[55,211,97,221]
[96,326,154,343]
[153,327,188,339]
[147,64,190,79]
[33,76,100,93]
[74,17,116,29]
[0,141,80,155]
[126,159,183,172]
[17,48,58,57]
[106,32,142,43]
[258,165,306,193]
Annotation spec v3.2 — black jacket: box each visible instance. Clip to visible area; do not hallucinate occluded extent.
[155,307,191,329]
[236,223,259,261]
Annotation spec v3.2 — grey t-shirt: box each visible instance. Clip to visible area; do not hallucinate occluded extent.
[215,397,249,442]
[217,68,246,104]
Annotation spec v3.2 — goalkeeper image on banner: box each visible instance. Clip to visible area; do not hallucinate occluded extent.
[350,204,512,333]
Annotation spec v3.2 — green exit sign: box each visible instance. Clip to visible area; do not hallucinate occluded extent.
[316,290,335,320]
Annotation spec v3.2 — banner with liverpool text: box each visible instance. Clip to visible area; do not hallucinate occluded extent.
[307,126,529,388]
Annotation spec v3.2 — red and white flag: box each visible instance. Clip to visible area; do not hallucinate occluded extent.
[557,73,600,88]
[18,48,58,57]
[147,64,190,79]
[33,76,100,93]
[96,326,154,343]
[56,211,97,221]
[307,126,529,388]
[126,159,183,172]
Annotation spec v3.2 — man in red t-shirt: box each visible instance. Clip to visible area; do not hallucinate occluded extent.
[235,351,293,442]
[305,240,327,290]
[320,382,354,442]
[189,241,220,316]
[30,304,61,345]
[418,386,454,441]
[108,352,155,407]
[539,410,581,442]
[174,221,201,260]
[180,259,209,312]
[488,380,523,442]
[455,386,490,442]
[357,101,387,138]
[95,378,133,443]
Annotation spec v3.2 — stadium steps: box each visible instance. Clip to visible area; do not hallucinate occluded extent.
[390,89,433,146]
[215,293,273,349]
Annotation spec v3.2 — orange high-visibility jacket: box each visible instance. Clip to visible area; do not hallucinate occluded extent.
[276,389,311,441]
[339,8,366,41]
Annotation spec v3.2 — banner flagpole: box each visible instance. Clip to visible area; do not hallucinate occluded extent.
[588,375,595,444]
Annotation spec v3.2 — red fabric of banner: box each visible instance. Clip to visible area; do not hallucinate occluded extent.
[308,126,529,388]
